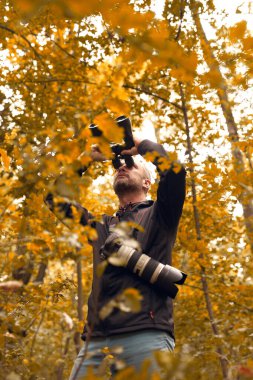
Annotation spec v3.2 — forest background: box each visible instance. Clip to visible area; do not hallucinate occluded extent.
[0,0,252,379]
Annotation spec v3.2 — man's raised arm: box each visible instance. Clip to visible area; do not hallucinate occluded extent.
[137,139,186,230]
[45,146,105,226]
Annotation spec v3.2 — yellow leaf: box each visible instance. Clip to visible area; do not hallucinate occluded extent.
[94,113,124,144]
[243,36,253,50]
[126,221,145,233]
[99,299,116,320]
[78,154,92,168]
[9,252,15,262]
[203,70,222,88]
[119,288,143,313]
[84,225,98,241]
[74,113,88,125]
[158,157,172,172]
[105,98,130,115]
[12,0,35,13]
[229,21,247,42]
[0,149,11,170]
[64,1,99,16]
[99,288,143,320]
[144,151,160,163]
[172,162,183,174]
[26,242,40,252]
[106,4,154,34]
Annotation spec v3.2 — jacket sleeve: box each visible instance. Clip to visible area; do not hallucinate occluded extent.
[44,159,93,226]
[45,192,91,226]
[138,139,186,230]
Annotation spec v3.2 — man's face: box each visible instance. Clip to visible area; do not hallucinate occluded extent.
[113,161,149,196]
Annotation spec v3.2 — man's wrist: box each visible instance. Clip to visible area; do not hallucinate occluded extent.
[137,139,157,156]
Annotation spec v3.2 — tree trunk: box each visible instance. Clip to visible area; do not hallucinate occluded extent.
[190,0,253,253]
[34,261,47,283]
[180,83,229,379]
[73,258,84,354]
[12,204,33,284]
[56,336,70,380]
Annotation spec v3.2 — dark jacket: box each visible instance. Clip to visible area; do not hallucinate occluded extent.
[46,140,186,340]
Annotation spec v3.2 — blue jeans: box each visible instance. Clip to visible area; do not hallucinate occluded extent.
[69,329,175,379]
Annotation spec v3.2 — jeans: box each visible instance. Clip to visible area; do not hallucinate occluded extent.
[68,329,175,379]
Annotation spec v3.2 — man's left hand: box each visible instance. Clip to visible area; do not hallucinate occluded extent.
[121,138,141,156]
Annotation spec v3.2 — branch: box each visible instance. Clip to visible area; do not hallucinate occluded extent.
[30,301,48,357]
[0,23,41,60]
[3,79,182,113]
[245,147,253,171]
[3,78,93,85]
[123,84,182,110]
[54,42,77,59]
[0,199,14,219]
[175,0,186,41]
[184,284,253,313]
[238,182,253,193]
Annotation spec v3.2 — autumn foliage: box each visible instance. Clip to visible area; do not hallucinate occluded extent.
[0,0,252,379]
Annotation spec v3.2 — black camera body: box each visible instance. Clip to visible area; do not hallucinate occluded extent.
[89,115,135,169]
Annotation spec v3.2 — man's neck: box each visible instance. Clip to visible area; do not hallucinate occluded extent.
[118,192,146,208]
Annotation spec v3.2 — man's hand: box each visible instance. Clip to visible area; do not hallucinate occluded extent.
[90,145,106,161]
[100,232,136,267]
[121,138,142,156]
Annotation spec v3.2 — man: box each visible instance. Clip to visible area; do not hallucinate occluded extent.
[46,129,186,378]
[65,135,186,379]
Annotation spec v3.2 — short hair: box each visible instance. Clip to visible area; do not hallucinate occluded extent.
[133,155,152,181]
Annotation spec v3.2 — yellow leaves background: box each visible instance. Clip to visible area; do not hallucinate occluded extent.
[0,0,252,379]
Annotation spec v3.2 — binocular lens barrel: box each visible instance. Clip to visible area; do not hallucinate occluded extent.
[89,116,135,169]
[112,156,135,170]
[115,116,135,150]
[89,124,102,137]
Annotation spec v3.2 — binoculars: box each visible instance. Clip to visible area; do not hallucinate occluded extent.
[89,116,135,169]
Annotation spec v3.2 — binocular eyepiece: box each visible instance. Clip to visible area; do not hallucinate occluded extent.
[89,116,135,169]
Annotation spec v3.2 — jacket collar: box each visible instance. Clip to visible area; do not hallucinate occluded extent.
[116,200,153,217]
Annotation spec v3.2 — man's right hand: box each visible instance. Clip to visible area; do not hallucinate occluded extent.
[90,145,106,162]
[100,233,136,267]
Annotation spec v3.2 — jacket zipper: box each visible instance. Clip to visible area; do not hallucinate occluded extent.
[149,310,155,320]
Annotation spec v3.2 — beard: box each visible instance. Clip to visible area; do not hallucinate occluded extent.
[113,177,143,197]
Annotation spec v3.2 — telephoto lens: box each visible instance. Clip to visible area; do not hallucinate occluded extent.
[101,233,187,299]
